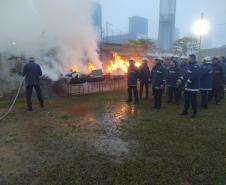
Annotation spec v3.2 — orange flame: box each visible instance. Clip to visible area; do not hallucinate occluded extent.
[69,53,148,75]
[107,52,143,74]
[107,53,129,74]
[70,65,79,73]
[88,64,97,72]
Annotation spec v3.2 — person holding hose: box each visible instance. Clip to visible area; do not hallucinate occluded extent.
[23,57,44,111]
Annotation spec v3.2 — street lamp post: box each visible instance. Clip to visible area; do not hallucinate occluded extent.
[192,13,210,62]
[198,13,204,59]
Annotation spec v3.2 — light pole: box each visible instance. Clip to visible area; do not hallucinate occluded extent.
[198,13,204,56]
[192,13,210,61]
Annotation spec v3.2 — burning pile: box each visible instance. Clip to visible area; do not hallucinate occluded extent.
[106,53,142,75]
[67,52,147,78]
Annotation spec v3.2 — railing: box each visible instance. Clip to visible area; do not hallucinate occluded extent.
[68,78,127,96]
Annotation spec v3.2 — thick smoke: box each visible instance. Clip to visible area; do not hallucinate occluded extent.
[0,0,101,90]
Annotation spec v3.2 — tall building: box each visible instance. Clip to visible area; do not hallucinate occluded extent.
[92,3,102,40]
[129,16,148,40]
[158,0,176,51]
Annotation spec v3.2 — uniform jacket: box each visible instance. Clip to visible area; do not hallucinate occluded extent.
[179,63,189,77]
[23,62,42,86]
[180,62,200,92]
[166,66,180,88]
[200,63,213,91]
[150,63,166,89]
[127,65,139,86]
[139,64,150,84]
[213,63,225,87]
[221,61,226,84]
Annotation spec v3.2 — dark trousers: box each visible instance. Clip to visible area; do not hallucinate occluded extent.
[140,82,149,99]
[208,90,213,102]
[200,90,209,108]
[220,85,225,100]
[128,86,139,102]
[26,85,44,110]
[213,85,223,104]
[184,90,198,113]
[178,85,183,100]
[153,88,162,109]
[167,87,179,104]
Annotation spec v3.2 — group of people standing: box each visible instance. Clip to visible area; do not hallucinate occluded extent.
[127,54,226,118]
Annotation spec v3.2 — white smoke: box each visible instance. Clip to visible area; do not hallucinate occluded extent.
[0,0,101,83]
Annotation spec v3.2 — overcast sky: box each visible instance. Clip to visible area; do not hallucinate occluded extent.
[99,0,226,48]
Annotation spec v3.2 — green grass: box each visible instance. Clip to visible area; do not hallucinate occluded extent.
[0,91,226,185]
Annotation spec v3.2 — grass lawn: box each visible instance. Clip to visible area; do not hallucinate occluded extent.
[0,91,226,185]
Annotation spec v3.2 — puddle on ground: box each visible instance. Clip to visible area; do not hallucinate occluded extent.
[66,101,138,159]
[95,135,129,157]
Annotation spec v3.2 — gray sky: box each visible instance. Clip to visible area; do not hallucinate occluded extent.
[99,0,226,48]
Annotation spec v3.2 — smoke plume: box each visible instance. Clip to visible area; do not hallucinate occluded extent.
[0,0,101,88]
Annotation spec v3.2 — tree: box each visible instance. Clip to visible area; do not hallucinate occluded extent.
[173,37,199,56]
[8,55,26,76]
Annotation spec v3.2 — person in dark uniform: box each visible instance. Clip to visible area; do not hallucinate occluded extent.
[139,57,150,100]
[22,57,44,111]
[178,56,189,99]
[166,60,180,104]
[200,56,213,109]
[178,54,200,118]
[219,56,226,100]
[150,57,166,109]
[127,58,139,104]
[212,57,225,104]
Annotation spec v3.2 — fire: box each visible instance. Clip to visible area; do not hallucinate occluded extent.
[88,64,97,72]
[68,53,149,75]
[107,52,143,74]
[107,53,129,74]
[70,65,79,73]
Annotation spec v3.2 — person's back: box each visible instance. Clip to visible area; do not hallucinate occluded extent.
[140,64,150,83]
[23,62,42,86]
[128,65,139,87]
[22,57,43,111]
[200,63,213,90]
[213,62,224,86]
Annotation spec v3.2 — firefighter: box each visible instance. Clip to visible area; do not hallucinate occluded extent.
[219,56,226,100]
[150,57,166,109]
[166,60,180,104]
[22,57,44,111]
[178,54,200,118]
[127,58,139,104]
[178,56,189,99]
[200,56,213,109]
[139,57,150,100]
[212,57,225,104]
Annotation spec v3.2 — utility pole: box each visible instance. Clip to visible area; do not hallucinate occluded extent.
[198,13,204,62]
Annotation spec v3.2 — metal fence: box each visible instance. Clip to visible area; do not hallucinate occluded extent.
[67,78,127,96]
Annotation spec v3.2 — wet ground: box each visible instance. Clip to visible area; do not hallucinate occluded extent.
[0,91,226,185]
[66,98,138,160]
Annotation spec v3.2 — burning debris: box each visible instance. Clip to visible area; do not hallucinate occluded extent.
[106,52,143,75]
[68,52,146,77]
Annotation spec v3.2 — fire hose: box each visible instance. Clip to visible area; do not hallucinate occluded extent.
[0,78,25,122]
